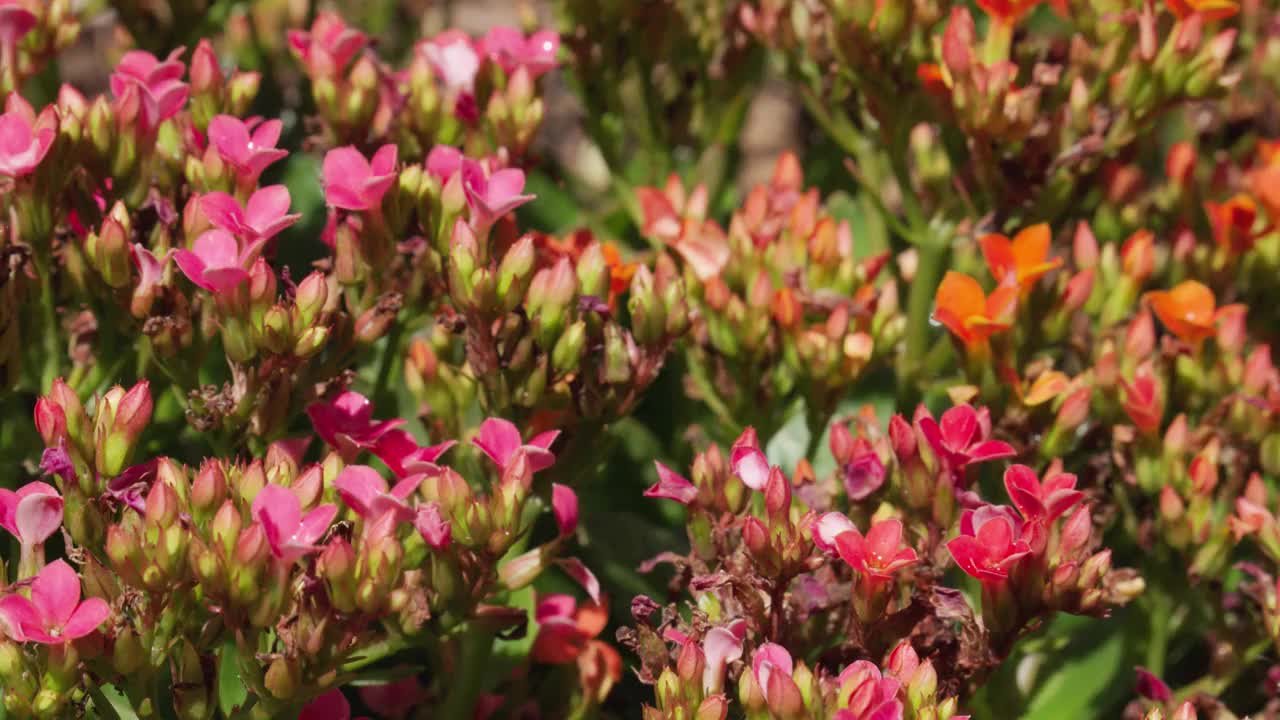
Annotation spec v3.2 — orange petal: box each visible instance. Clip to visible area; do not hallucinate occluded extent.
[934,272,988,342]
[979,233,1017,286]
[1011,223,1052,271]
[1145,281,1217,344]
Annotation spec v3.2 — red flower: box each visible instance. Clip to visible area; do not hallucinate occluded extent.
[976,0,1043,24]
[1204,195,1258,254]
[834,518,919,580]
[917,404,1016,477]
[1003,464,1083,524]
[947,506,1033,582]
[1165,0,1239,22]
[1121,362,1164,435]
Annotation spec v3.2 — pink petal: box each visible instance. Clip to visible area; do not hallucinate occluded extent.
[426,144,463,180]
[556,557,600,604]
[730,446,770,491]
[701,626,744,693]
[529,430,560,451]
[0,594,38,641]
[250,119,283,150]
[939,405,977,449]
[14,492,63,546]
[645,461,698,505]
[191,229,242,268]
[473,418,522,468]
[865,519,904,563]
[61,598,110,640]
[334,465,388,518]
[0,489,17,535]
[813,512,856,554]
[199,192,246,234]
[484,168,527,204]
[208,115,251,162]
[551,483,578,536]
[967,440,1016,464]
[245,185,293,232]
[253,485,302,546]
[752,643,794,687]
[31,559,82,628]
[535,594,577,623]
[369,144,399,176]
[414,502,452,549]
[299,689,352,720]
[297,504,339,546]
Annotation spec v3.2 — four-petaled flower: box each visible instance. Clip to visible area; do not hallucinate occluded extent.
[370,429,456,479]
[0,94,56,178]
[834,518,919,580]
[307,391,406,461]
[323,145,399,212]
[252,485,338,564]
[947,505,1033,583]
[334,465,422,525]
[933,271,1018,349]
[200,185,301,248]
[172,229,259,293]
[472,417,559,473]
[980,223,1062,296]
[833,661,905,720]
[917,404,1016,478]
[420,30,481,93]
[110,48,189,134]
[206,115,288,185]
[461,159,536,234]
[481,27,560,79]
[1003,464,1083,524]
[287,11,369,78]
[0,560,111,644]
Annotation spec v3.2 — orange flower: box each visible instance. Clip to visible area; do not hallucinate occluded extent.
[1248,161,1280,222]
[933,271,1018,348]
[1204,195,1258,254]
[1165,0,1239,21]
[1144,280,1241,347]
[979,223,1062,294]
[977,0,1043,23]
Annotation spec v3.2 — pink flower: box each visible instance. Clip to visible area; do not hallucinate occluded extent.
[206,115,288,184]
[287,11,368,77]
[552,483,578,536]
[472,418,559,473]
[358,678,423,720]
[306,391,406,460]
[1003,464,1083,523]
[752,643,803,716]
[172,230,255,292]
[481,27,560,78]
[334,465,421,525]
[299,688,368,720]
[1135,666,1172,703]
[0,560,110,644]
[461,159,535,233]
[645,461,698,505]
[730,428,771,491]
[834,518,919,580]
[323,145,398,211]
[843,447,887,501]
[0,95,55,178]
[0,3,36,59]
[833,661,904,720]
[702,623,746,694]
[420,30,481,93]
[917,404,1016,478]
[251,485,338,564]
[200,186,300,249]
[946,505,1033,583]
[129,244,170,316]
[812,512,857,555]
[110,48,189,134]
[425,144,464,181]
[414,502,451,549]
[370,429,456,478]
[0,482,63,546]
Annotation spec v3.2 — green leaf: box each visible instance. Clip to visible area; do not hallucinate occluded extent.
[217,640,250,715]
[88,685,141,720]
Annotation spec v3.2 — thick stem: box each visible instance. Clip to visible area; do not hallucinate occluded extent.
[438,626,494,720]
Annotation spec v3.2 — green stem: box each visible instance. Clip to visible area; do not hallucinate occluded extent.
[31,249,60,391]
[438,626,494,720]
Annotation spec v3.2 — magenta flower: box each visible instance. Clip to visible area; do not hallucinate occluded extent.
[1003,464,1083,524]
[306,390,406,461]
[323,145,398,211]
[946,505,1033,583]
[299,688,369,720]
[425,144,464,182]
[0,481,63,547]
[251,485,338,564]
[109,48,189,134]
[461,159,535,233]
[206,115,288,184]
[472,418,558,473]
[414,502,451,550]
[552,483,578,537]
[0,95,55,178]
[421,30,481,93]
[481,27,560,79]
[334,465,421,525]
[833,661,905,720]
[371,429,457,478]
[834,518,919,580]
[287,11,368,78]
[752,643,803,715]
[172,229,254,292]
[200,186,301,247]
[644,461,698,505]
[917,404,1016,478]
[0,560,110,644]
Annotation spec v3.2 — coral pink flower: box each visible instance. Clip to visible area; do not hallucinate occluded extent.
[472,418,559,473]
[206,115,288,184]
[1003,464,1082,523]
[0,95,55,178]
[0,560,110,644]
[251,485,338,564]
[947,506,1033,583]
[307,391,406,460]
[834,518,919,580]
[287,11,368,77]
[552,483,578,536]
[0,482,63,547]
[323,145,398,211]
[414,502,451,549]
[752,643,803,716]
[917,404,1016,477]
[645,461,699,505]
[421,30,481,93]
[481,27,560,78]
[532,594,609,664]
[110,48,189,134]
[461,159,535,233]
[172,230,256,292]
[334,465,422,525]
[834,661,904,720]
[200,186,301,247]
[370,429,456,478]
